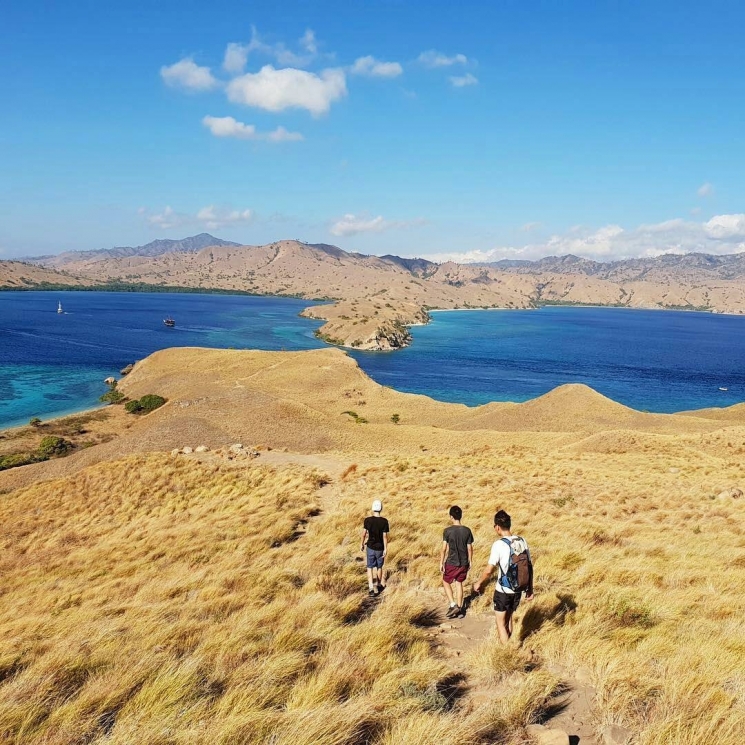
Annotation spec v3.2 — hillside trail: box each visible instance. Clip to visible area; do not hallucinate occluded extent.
[190,448,598,743]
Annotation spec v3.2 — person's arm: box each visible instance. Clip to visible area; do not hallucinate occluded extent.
[525,547,534,600]
[440,540,448,573]
[472,564,495,594]
[382,530,388,557]
[360,528,368,552]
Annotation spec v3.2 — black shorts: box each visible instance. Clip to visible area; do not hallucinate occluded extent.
[493,589,521,613]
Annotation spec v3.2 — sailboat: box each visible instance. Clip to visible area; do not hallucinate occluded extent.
[57,301,63,314]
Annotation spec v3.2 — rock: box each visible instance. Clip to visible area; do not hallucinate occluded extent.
[669,467,680,474]
[718,487,743,499]
[182,446,193,455]
[601,724,633,745]
[171,449,181,456]
[195,445,209,453]
[525,724,570,745]
[229,443,244,454]
[103,376,116,386]
[120,364,134,375]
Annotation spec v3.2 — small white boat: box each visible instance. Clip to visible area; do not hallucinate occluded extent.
[57,301,63,314]
[719,387,728,392]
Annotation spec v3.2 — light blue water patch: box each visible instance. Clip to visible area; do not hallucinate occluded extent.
[0,291,325,428]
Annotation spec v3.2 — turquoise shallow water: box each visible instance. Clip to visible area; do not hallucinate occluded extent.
[1,292,744,428]
[0,292,325,428]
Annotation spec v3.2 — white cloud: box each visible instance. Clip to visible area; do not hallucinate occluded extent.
[418,50,468,68]
[223,26,320,72]
[300,29,317,54]
[143,205,254,231]
[202,115,303,142]
[226,65,347,115]
[697,182,714,197]
[426,214,745,263]
[160,58,220,92]
[703,213,745,240]
[196,205,254,230]
[223,43,251,75]
[330,213,426,237]
[522,222,542,232]
[350,55,403,78]
[449,73,478,87]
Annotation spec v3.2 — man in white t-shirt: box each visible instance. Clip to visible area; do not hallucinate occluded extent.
[473,509,534,644]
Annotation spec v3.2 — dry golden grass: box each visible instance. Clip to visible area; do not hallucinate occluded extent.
[2,348,745,743]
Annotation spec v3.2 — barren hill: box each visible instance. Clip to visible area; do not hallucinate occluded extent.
[2,347,745,744]
[5,236,745,350]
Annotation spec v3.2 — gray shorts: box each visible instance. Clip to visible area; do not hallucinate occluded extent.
[366,548,385,569]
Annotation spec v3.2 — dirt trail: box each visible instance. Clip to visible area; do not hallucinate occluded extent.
[189,448,600,743]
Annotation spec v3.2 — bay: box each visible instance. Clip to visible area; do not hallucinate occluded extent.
[1,292,744,429]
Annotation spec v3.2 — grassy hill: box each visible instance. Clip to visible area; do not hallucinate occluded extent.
[1,348,744,743]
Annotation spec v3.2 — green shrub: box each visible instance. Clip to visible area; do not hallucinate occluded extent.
[391,414,400,424]
[125,400,143,414]
[125,394,166,415]
[37,436,72,459]
[29,417,42,427]
[0,453,36,471]
[138,394,166,412]
[99,389,125,404]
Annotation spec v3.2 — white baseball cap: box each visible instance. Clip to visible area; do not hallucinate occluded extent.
[372,500,383,512]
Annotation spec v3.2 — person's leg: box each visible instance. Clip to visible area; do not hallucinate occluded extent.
[442,578,455,605]
[377,558,386,589]
[454,581,464,608]
[366,567,375,592]
[504,609,514,639]
[494,610,511,644]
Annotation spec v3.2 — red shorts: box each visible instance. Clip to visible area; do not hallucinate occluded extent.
[443,563,469,584]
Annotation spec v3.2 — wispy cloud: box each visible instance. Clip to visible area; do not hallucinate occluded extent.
[697,182,714,197]
[226,65,347,116]
[330,213,426,237]
[350,56,403,78]
[202,115,303,142]
[160,58,220,92]
[418,50,468,68]
[449,73,478,88]
[142,205,254,231]
[426,214,745,263]
[222,26,322,73]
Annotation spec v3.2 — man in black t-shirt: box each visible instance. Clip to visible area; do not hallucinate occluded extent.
[440,505,474,618]
[361,499,389,596]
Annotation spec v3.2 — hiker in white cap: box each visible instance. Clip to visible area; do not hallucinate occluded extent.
[360,499,389,596]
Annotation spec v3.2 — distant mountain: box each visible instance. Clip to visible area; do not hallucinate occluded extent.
[30,234,241,268]
[482,252,745,281]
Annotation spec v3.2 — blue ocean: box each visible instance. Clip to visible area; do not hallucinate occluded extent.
[1,291,744,428]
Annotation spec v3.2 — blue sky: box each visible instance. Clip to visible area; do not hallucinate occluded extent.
[1,0,744,261]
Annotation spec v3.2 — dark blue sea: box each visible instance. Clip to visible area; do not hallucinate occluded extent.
[1,291,744,428]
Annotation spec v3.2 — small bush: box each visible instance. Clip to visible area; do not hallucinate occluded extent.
[99,389,125,405]
[391,414,400,424]
[125,400,143,414]
[125,394,166,415]
[138,394,166,413]
[0,453,36,471]
[37,436,72,459]
[29,417,42,427]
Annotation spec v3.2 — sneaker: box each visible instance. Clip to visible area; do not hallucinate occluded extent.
[368,589,376,597]
[377,584,386,593]
[445,605,460,618]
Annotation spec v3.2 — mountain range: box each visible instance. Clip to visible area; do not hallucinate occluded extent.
[3,235,745,350]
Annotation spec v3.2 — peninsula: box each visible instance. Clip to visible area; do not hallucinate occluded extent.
[3,234,745,350]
